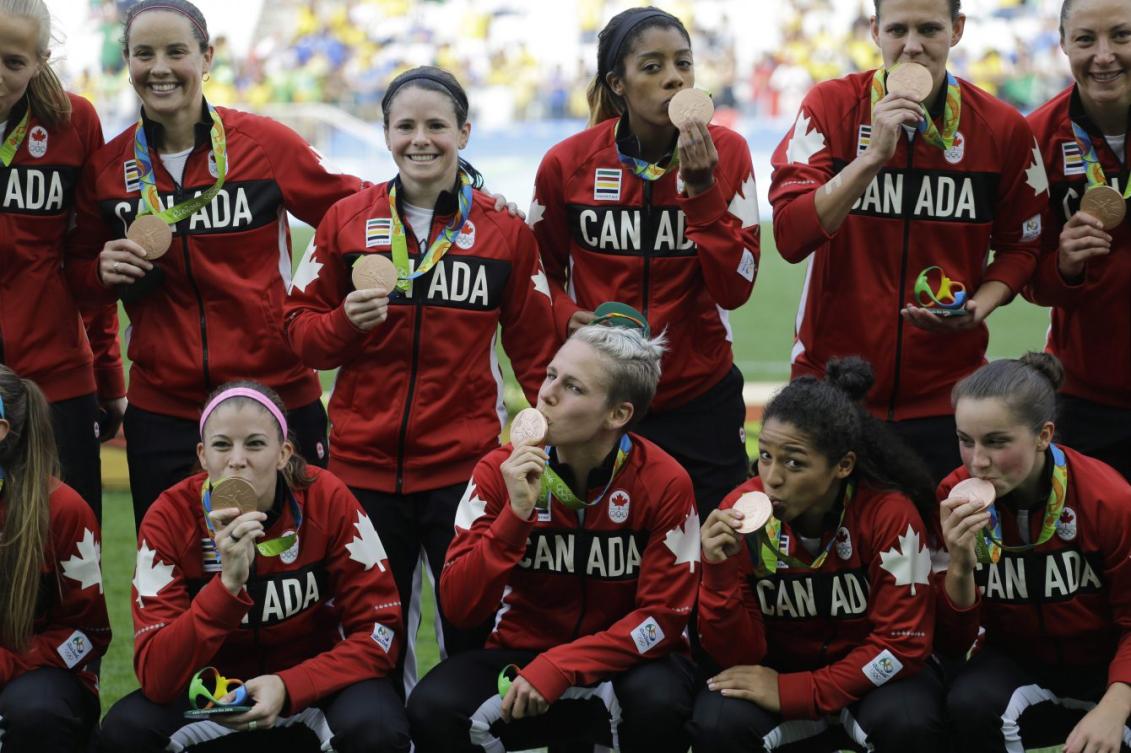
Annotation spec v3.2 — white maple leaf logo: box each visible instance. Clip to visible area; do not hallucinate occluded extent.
[527,199,545,227]
[786,111,826,165]
[289,240,323,294]
[878,525,931,596]
[1025,141,1049,196]
[531,267,551,300]
[454,479,488,530]
[345,512,388,571]
[663,508,701,573]
[133,541,175,608]
[61,528,103,593]
[728,174,760,228]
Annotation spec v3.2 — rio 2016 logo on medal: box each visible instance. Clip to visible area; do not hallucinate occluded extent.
[913,266,970,317]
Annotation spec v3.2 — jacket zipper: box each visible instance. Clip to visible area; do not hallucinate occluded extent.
[394,219,431,494]
[569,511,588,640]
[641,181,654,320]
[888,143,914,420]
[167,161,212,391]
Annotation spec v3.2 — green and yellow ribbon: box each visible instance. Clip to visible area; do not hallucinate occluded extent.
[132,103,228,223]
[1070,119,1131,201]
[538,434,632,511]
[614,119,679,181]
[200,478,300,558]
[975,444,1070,565]
[751,483,855,575]
[871,68,962,151]
[388,170,473,295]
[0,106,30,167]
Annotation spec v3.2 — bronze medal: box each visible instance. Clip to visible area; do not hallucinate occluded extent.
[886,62,934,102]
[211,477,259,515]
[732,491,773,534]
[510,408,548,447]
[351,254,398,292]
[950,477,996,511]
[126,214,172,260]
[668,88,714,130]
[1079,184,1126,230]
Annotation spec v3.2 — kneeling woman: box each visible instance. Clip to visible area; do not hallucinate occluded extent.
[98,382,408,753]
[690,358,945,753]
[0,368,110,753]
[938,353,1131,753]
[407,314,699,753]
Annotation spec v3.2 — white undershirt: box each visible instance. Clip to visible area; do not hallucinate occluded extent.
[0,120,7,134]
[402,200,434,247]
[798,534,822,557]
[1105,133,1126,164]
[159,147,193,185]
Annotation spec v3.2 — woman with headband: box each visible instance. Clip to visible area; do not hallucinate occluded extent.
[407,310,698,753]
[0,367,110,753]
[285,66,557,692]
[0,0,122,518]
[98,380,409,753]
[690,358,944,753]
[68,0,367,528]
[936,354,1131,752]
[528,6,759,518]
[1023,0,1131,483]
[768,0,1048,484]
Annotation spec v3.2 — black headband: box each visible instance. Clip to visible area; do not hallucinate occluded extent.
[599,8,679,85]
[384,71,468,112]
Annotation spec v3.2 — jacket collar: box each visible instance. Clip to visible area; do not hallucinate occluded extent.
[139,98,213,152]
[388,173,462,218]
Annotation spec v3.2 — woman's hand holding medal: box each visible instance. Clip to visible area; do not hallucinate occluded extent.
[1058,209,1112,282]
[345,255,397,331]
[209,505,267,596]
[670,89,718,197]
[98,237,155,286]
[701,507,746,564]
[503,408,548,521]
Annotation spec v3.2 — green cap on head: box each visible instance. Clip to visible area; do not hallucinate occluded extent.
[592,302,650,338]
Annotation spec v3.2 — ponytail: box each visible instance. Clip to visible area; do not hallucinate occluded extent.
[586,76,623,127]
[0,370,58,651]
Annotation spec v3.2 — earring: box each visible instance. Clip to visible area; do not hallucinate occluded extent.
[203,73,211,82]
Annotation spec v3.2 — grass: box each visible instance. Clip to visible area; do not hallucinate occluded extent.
[98,221,1051,713]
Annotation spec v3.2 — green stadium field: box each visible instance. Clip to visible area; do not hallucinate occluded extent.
[97,222,1052,713]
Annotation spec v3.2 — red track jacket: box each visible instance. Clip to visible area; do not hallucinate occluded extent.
[530,116,760,412]
[440,436,699,703]
[769,71,1047,420]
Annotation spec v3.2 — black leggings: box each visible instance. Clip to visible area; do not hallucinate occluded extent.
[688,660,947,753]
[407,648,696,753]
[0,666,100,753]
[124,399,328,531]
[97,677,409,753]
[50,392,102,521]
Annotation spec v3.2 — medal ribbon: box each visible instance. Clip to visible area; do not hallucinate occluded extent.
[133,103,228,222]
[871,68,962,151]
[750,482,855,575]
[388,170,473,294]
[0,106,31,167]
[200,479,302,558]
[1069,120,1131,199]
[538,434,632,511]
[613,119,679,181]
[974,444,1069,565]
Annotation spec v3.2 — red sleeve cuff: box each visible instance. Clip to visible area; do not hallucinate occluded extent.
[984,251,1036,294]
[196,576,254,627]
[679,179,727,225]
[492,500,536,549]
[520,654,572,704]
[775,191,834,263]
[702,555,741,591]
[777,670,817,719]
[95,365,126,400]
[276,665,315,713]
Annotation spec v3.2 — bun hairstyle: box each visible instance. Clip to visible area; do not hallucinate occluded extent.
[0,367,59,651]
[0,0,70,128]
[763,356,936,522]
[122,0,210,54]
[570,322,667,432]
[381,66,485,189]
[200,381,314,490]
[951,352,1064,433]
[587,6,691,126]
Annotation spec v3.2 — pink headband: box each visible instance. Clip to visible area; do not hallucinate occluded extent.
[199,388,288,439]
[127,5,209,46]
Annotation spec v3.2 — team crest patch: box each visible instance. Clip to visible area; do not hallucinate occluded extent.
[1056,506,1077,541]
[857,124,872,157]
[28,125,48,158]
[366,218,392,248]
[835,526,853,560]
[630,616,665,654]
[594,168,622,201]
[862,649,903,686]
[124,160,141,193]
[279,531,300,564]
[455,220,476,249]
[371,622,395,653]
[202,538,222,572]
[608,489,630,524]
[56,630,92,669]
[944,131,965,164]
[1062,142,1085,176]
